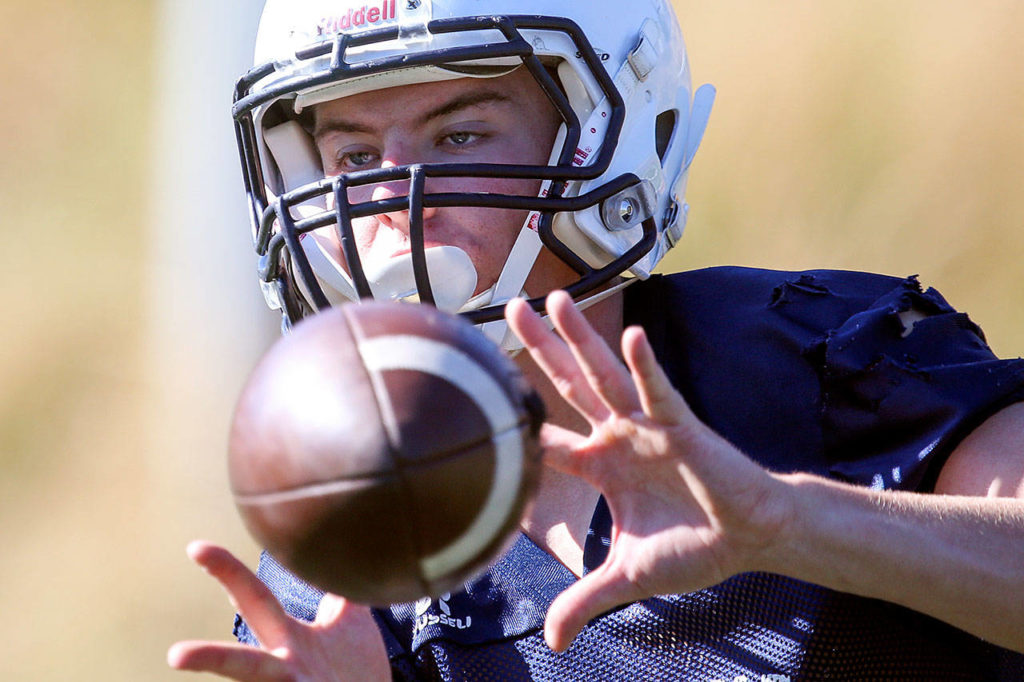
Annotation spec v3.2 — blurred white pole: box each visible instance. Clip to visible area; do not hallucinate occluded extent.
[146,0,276,526]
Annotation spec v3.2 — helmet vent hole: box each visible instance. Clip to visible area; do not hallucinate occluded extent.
[655,109,676,163]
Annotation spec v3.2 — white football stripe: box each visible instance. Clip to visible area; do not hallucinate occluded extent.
[357,334,523,583]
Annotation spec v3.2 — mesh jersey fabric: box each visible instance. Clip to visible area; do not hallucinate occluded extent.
[235,266,1024,680]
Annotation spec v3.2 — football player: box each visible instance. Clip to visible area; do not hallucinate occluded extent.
[170,0,1024,679]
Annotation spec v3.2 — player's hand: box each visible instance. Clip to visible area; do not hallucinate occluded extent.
[168,541,390,681]
[505,291,794,653]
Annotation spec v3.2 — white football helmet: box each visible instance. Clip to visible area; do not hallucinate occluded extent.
[234,0,714,342]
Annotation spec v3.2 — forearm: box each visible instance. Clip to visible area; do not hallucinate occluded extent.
[765,473,1024,652]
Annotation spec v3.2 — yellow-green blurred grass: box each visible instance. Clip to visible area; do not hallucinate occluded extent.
[0,0,151,469]
[0,1,1022,680]
[0,2,168,680]
[671,1,1024,357]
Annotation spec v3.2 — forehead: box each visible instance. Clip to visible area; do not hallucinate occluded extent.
[311,67,552,127]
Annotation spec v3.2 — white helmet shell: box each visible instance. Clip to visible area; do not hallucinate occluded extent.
[235,0,714,332]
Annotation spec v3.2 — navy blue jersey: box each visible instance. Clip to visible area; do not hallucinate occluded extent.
[236,267,1024,680]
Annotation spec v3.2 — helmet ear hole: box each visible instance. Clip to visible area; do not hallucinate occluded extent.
[655,109,677,163]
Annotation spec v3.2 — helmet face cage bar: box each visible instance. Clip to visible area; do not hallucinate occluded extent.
[234,14,654,327]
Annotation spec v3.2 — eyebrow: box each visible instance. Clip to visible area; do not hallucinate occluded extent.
[422,90,511,123]
[313,89,513,140]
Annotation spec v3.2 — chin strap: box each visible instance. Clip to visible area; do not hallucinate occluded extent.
[476,221,545,347]
[475,127,567,348]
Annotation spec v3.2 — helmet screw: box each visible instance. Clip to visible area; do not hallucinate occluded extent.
[619,199,636,223]
[406,0,421,8]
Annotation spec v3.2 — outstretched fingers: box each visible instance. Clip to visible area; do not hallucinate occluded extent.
[505,297,611,422]
[173,542,392,680]
[621,325,690,425]
[186,540,292,651]
[168,640,292,681]
[505,292,643,426]
[544,290,643,417]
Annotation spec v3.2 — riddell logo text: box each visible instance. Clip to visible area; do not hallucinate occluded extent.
[316,1,397,34]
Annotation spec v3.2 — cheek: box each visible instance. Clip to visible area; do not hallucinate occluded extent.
[449,174,544,249]
[351,218,391,255]
[457,176,538,234]
[443,174,543,221]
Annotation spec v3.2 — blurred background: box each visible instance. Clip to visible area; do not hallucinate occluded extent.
[0,1,1021,679]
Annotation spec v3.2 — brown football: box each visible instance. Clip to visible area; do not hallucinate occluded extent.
[227,302,545,605]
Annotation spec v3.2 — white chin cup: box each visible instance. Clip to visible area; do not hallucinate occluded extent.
[363,245,478,313]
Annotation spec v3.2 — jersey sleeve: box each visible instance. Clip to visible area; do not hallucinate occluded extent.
[629,267,1024,493]
[810,274,1024,491]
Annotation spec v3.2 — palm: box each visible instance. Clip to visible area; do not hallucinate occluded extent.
[559,413,768,591]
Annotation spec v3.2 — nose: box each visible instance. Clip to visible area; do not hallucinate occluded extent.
[368,159,439,232]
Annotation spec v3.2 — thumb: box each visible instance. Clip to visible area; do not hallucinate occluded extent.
[543,563,638,652]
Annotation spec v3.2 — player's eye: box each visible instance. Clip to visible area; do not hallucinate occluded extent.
[323,146,380,175]
[441,131,482,148]
[340,149,379,169]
